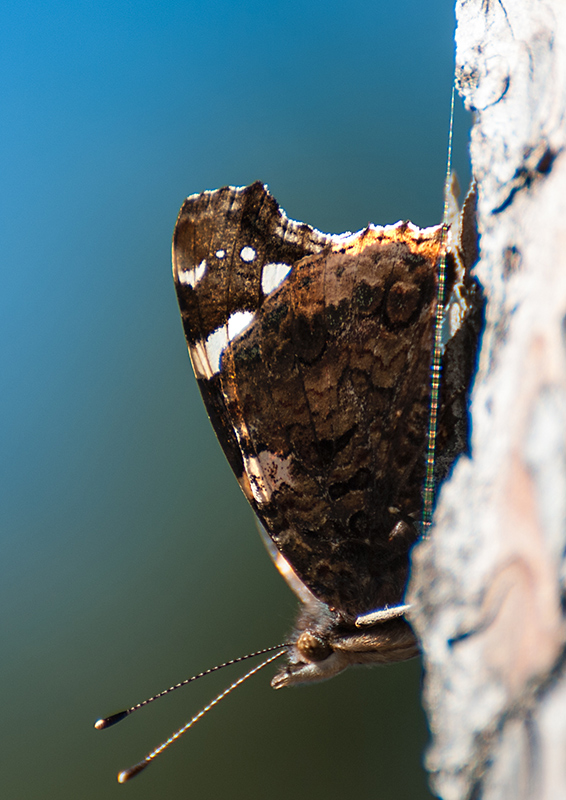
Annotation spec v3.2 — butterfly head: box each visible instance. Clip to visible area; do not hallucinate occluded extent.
[272,597,419,688]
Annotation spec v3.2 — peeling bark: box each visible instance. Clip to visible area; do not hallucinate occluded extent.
[407,2,566,799]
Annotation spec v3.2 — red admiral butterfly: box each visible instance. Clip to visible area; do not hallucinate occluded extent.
[95,177,480,783]
[172,180,481,687]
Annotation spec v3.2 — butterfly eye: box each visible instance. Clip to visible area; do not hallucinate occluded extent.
[296,631,333,662]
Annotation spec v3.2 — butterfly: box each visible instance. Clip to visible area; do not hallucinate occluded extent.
[94,179,481,783]
[172,180,481,688]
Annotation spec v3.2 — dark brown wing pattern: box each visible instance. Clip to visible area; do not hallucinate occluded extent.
[173,182,481,684]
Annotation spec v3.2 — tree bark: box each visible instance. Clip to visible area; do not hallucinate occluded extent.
[407,2,566,799]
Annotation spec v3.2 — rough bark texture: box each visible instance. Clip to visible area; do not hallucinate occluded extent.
[407,2,566,799]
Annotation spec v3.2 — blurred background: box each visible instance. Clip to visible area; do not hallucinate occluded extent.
[1,1,471,798]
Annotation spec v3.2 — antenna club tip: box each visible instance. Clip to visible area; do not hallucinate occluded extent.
[118,763,148,783]
[94,710,129,729]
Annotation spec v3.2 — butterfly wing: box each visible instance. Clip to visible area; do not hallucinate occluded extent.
[173,183,457,619]
[173,182,334,480]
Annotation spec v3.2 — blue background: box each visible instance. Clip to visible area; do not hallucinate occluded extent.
[1,1,470,798]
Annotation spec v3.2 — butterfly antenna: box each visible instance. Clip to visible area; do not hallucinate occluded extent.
[94,643,288,730]
[113,648,287,783]
[421,83,456,537]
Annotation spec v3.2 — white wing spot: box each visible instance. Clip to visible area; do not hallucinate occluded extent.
[190,340,212,379]
[227,310,255,341]
[178,259,206,288]
[215,249,225,259]
[204,326,228,375]
[202,311,255,376]
[244,450,295,505]
[194,260,206,283]
[240,246,256,262]
[262,263,291,295]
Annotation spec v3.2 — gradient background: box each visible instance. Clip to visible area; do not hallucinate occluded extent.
[1,1,471,798]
